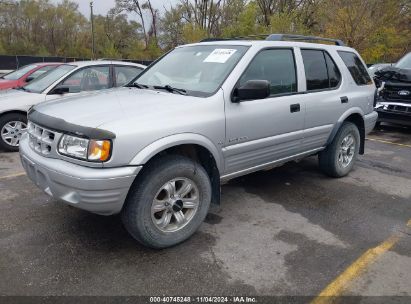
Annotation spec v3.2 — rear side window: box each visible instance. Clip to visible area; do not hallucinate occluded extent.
[325,53,341,88]
[61,66,110,93]
[301,49,341,91]
[338,51,371,85]
[114,66,143,87]
[239,49,297,95]
[301,50,329,90]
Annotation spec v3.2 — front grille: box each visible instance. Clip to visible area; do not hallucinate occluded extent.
[27,122,56,155]
[382,85,411,103]
[385,104,411,115]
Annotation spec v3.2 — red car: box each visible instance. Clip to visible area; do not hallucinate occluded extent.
[0,63,61,90]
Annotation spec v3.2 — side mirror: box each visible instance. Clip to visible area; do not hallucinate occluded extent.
[232,80,270,102]
[51,85,70,95]
[26,76,35,83]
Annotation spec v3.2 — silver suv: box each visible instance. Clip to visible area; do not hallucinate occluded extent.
[20,34,378,248]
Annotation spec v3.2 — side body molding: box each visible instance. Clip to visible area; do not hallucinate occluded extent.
[129,133,224,173]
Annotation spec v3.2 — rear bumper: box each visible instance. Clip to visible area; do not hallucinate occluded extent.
[19,134,141,215]
[364,111,378,134]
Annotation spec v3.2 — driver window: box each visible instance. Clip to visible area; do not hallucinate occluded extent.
[239,49,297,95]
[61,66,110,93]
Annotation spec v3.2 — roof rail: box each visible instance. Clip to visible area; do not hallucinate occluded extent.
[200,35,269,42]
[200,38,235,42]
[200,34,345,46]
[265,34,345,46]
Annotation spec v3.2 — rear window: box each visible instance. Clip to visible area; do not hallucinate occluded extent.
[338,51,372,85]
[301,49,341,91]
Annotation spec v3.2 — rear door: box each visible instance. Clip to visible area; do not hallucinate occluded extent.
[223,48,305,175]
[299,48,347,151]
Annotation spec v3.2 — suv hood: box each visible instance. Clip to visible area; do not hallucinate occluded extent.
[374,66,411,83]
[33,87,203,129]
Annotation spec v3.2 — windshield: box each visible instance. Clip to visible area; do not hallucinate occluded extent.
[2,65,38,80]
[395,53,411,69]
[135,45,249,96]
[23,64,76,93]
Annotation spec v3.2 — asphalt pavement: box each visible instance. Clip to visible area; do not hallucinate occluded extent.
[0,124,410,301]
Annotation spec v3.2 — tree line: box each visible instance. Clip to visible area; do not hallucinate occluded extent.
[0,0,409,63]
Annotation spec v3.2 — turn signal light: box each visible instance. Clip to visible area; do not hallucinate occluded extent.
[88,140,111,162]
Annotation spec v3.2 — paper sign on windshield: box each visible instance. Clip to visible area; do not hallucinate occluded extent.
[203,49,237,63]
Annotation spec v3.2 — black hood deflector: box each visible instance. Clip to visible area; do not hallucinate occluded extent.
[28,108,116,140]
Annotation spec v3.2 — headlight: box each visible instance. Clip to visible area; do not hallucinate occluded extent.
[58,134,111,162]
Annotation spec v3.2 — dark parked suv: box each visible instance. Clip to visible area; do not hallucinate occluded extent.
[374,52,411,127]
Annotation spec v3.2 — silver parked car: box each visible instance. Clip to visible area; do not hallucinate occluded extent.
[0,61,145,151]
[20,34,378,248]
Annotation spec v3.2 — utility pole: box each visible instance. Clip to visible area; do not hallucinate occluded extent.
[90,1,95,59]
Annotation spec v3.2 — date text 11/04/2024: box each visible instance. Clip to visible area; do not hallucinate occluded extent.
[149,296,257,303]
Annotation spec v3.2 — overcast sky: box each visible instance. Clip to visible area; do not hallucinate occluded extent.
[50,0,176,17]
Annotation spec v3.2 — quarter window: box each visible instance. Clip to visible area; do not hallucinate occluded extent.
[338,51,371,85]
[239,49,297,95]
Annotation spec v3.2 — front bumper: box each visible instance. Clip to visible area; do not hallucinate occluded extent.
[376,100,411,127]
[19,134,142,215]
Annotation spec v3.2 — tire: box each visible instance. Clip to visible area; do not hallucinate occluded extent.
[0,113,27,152]
[319,122,360,178]
[121,154,212,249]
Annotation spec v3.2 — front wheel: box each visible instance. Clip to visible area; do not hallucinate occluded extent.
[319,122,360,177]
[0,113,27,152]
[122,155,212,249]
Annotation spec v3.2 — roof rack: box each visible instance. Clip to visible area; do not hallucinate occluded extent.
[265,34,345,46]
[200,38,235,42]
[200,33,345,46]
[200,35,270,42]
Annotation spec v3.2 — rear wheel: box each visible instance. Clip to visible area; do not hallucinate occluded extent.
[121,155,212,249]
[319,122,360,177]
[0,113,27,152]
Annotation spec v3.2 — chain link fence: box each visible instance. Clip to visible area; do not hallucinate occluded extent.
[0,55,153,72]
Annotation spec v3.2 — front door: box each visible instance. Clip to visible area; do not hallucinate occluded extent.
[223,48,305,175]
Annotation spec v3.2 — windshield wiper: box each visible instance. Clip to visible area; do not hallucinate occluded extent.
[131,82,149,89]
[153,85,187,95]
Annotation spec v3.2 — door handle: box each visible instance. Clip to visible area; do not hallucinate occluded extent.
[290,103,300,113]
[340,96,349,103]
